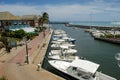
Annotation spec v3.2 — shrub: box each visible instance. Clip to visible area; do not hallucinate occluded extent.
[0,76,7,80]
[100,34,105,38]
[105,34,114,38]
[115,34,120,38]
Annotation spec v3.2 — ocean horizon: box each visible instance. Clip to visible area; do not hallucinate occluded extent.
[69,21,120,27]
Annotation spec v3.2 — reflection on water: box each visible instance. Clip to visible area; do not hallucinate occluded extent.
[115,53,120,67]
[117,61,120,67]
[115,53,120,60]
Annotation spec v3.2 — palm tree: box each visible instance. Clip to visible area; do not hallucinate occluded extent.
[39,12,49,25]
[42,12,49,24]
[39,12,49,31]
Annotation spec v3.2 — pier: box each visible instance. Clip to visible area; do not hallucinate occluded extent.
[0,29,65,80]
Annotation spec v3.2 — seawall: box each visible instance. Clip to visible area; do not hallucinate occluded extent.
[68,24,120,30]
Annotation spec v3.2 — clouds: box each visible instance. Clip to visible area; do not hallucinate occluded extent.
[0,0,120,21]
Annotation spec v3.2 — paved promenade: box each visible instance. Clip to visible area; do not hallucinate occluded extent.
[0,29,65,80]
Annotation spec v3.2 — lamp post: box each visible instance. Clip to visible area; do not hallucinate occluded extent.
[23,36,29,64]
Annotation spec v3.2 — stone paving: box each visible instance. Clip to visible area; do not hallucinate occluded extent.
[0,29,65,80]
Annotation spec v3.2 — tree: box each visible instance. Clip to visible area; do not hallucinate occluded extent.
[38,12,49,31]
[39,12,49,25]
[42,12,49,24]
[0,37,10,52]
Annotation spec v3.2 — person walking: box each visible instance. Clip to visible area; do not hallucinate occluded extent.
[37,62,41,71]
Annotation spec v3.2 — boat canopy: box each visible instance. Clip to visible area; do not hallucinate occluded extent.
[70,59,100,74]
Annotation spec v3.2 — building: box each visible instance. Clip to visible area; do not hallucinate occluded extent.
[0,11,41,32]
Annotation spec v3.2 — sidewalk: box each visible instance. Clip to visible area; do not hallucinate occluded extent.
[0,29,65,80]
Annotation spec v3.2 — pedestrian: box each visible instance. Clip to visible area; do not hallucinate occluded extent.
[43,31,45,38]
[37,62,41,71]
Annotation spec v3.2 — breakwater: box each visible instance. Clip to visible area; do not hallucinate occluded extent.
[50,21,69,24]
[94,37,120,44]
[68,24,120,30]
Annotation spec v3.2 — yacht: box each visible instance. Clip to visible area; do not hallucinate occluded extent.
[49,59,117,80]
[48,55,79,61]
[49,48,77,56]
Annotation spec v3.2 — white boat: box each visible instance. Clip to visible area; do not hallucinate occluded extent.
[53,35,76,44]
[49,48,77,56]
[49,50,62,55]
[51,43,76,49]
[54,29,66,35]
[51,39,65,44]
[49,59,117,80]
[62,37,76,44]
[53,34,68,40]
[51,41,62,44]
[48,55,79,61]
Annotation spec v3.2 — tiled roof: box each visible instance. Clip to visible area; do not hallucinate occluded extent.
[21,15,40,20]
[0,11,20,20]
[0,12,41,20]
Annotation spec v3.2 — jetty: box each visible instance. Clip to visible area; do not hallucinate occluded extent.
[0,28,65,80]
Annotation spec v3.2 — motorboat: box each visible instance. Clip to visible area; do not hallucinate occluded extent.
[52,34,68,40]
[52,35,76,44]
[49,48,77,56]
[62,37,76,44]
[54,29,66,35]
[51,43,76,49]
[49,59,117,80]
[48,55,79,61]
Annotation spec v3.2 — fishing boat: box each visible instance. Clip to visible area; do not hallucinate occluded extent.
[49,59,117,80]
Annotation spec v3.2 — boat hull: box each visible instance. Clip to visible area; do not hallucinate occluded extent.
[48,60,78,80]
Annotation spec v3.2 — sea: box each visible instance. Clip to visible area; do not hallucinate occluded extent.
[43,22,120,80]
[70,21,120,27]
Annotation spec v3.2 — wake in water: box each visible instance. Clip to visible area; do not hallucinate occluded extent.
[115,53,120,67]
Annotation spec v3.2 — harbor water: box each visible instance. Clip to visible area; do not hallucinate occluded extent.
[43,24,120,80]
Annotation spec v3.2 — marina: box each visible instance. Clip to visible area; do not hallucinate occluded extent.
[43,24,120,80]
[1,0,120,80]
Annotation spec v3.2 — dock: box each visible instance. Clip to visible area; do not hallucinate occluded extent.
[0,29,65,80]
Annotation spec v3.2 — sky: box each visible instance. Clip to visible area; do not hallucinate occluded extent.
[0,0,120,21]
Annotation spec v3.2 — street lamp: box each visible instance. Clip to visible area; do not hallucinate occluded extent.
[23,36,29,64]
